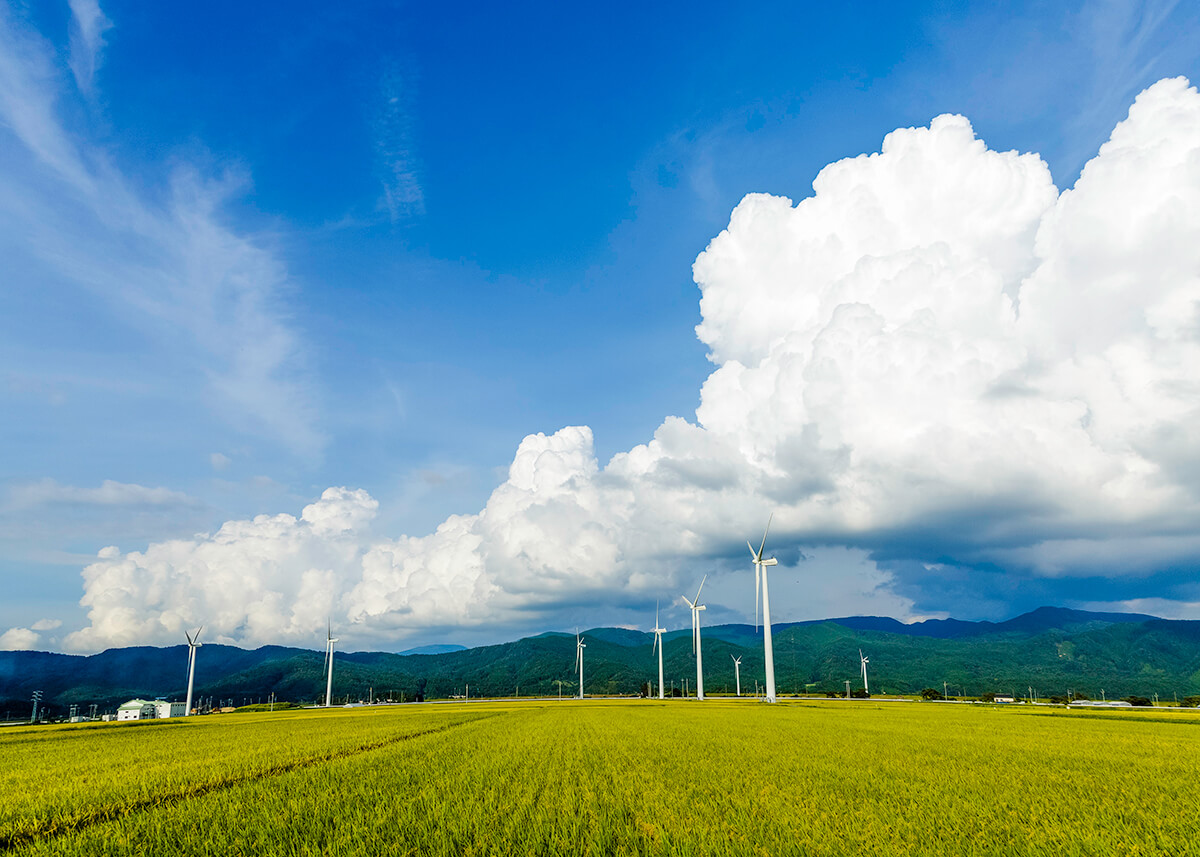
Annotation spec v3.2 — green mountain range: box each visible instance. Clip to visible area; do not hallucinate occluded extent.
[3,607,1198,718]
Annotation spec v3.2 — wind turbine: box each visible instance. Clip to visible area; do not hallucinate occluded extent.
[731,654,742,697]
[575,634,586,699]
[184,627,203,717]
[860,649,870,695]
[651,603,666,700]
[750,515,779,703]
[323,621,339,708]
[682,575,707,700]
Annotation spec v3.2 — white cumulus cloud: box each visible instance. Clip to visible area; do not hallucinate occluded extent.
[0,627,40,650]
[64,77,1200,650]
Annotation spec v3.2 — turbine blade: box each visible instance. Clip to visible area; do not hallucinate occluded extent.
[195,625,203,643]
[695,574,707,602]
[748,540,758,560]
[758,513,773,557]
[755,564,761,631]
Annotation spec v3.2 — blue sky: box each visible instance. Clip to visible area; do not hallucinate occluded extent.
[2,0,1200,651]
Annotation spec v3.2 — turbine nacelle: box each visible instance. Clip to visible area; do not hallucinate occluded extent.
[651,626,666,654]
[684,576,708,655]
[749,516,779,630]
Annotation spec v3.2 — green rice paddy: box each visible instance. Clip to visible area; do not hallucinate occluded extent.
[3,700,1198,855]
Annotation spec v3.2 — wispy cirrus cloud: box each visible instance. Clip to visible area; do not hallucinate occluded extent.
[0,5,323,456]
[4,479,196,511]
[66,0,112,93]
[375,58,425,222]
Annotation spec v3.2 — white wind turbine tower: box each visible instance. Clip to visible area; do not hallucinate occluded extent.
[575,634,586,699]
[323,621,339,708]
[731,654,742,697]
[750,515,779,703]
[184,627,202,717]
[860,649,870,695]
[682,575,707,700]
[651,603,666,700]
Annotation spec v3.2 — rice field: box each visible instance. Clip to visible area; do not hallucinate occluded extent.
[2,700,1198,855]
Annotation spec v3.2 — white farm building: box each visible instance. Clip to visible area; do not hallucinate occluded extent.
[116,699,187,721]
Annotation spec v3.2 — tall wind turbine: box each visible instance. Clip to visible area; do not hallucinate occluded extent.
[731,654,742,697]
[750,515,779,703]
[575,634,586,699]
[323,622,339,708]
[682,575,707,700]
[184,627,203,717]
[651,603,666,700]
[860,649,870,695]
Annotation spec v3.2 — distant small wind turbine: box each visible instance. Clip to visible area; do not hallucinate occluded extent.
[682,575,707,701]
[651,602,666,700]
[323,621,339,708]
[750,516,779,703]
[859,649,870,695]
[731,654,742,697]
[575,634,586,699]
[184,627,203,717]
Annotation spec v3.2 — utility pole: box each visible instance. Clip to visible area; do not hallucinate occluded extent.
[30,691,42,724]
[845,679,851,699]
[944,681,948,699]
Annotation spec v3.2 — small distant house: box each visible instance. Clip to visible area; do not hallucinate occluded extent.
[115,699,187,721]
[994,696,1015,703]
[154,701,187,718]
[116,699,158,721]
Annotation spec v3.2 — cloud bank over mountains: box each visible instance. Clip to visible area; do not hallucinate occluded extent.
[34,77,1200,652]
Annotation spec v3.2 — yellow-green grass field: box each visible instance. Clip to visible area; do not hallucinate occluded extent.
[2,700,1198,855]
